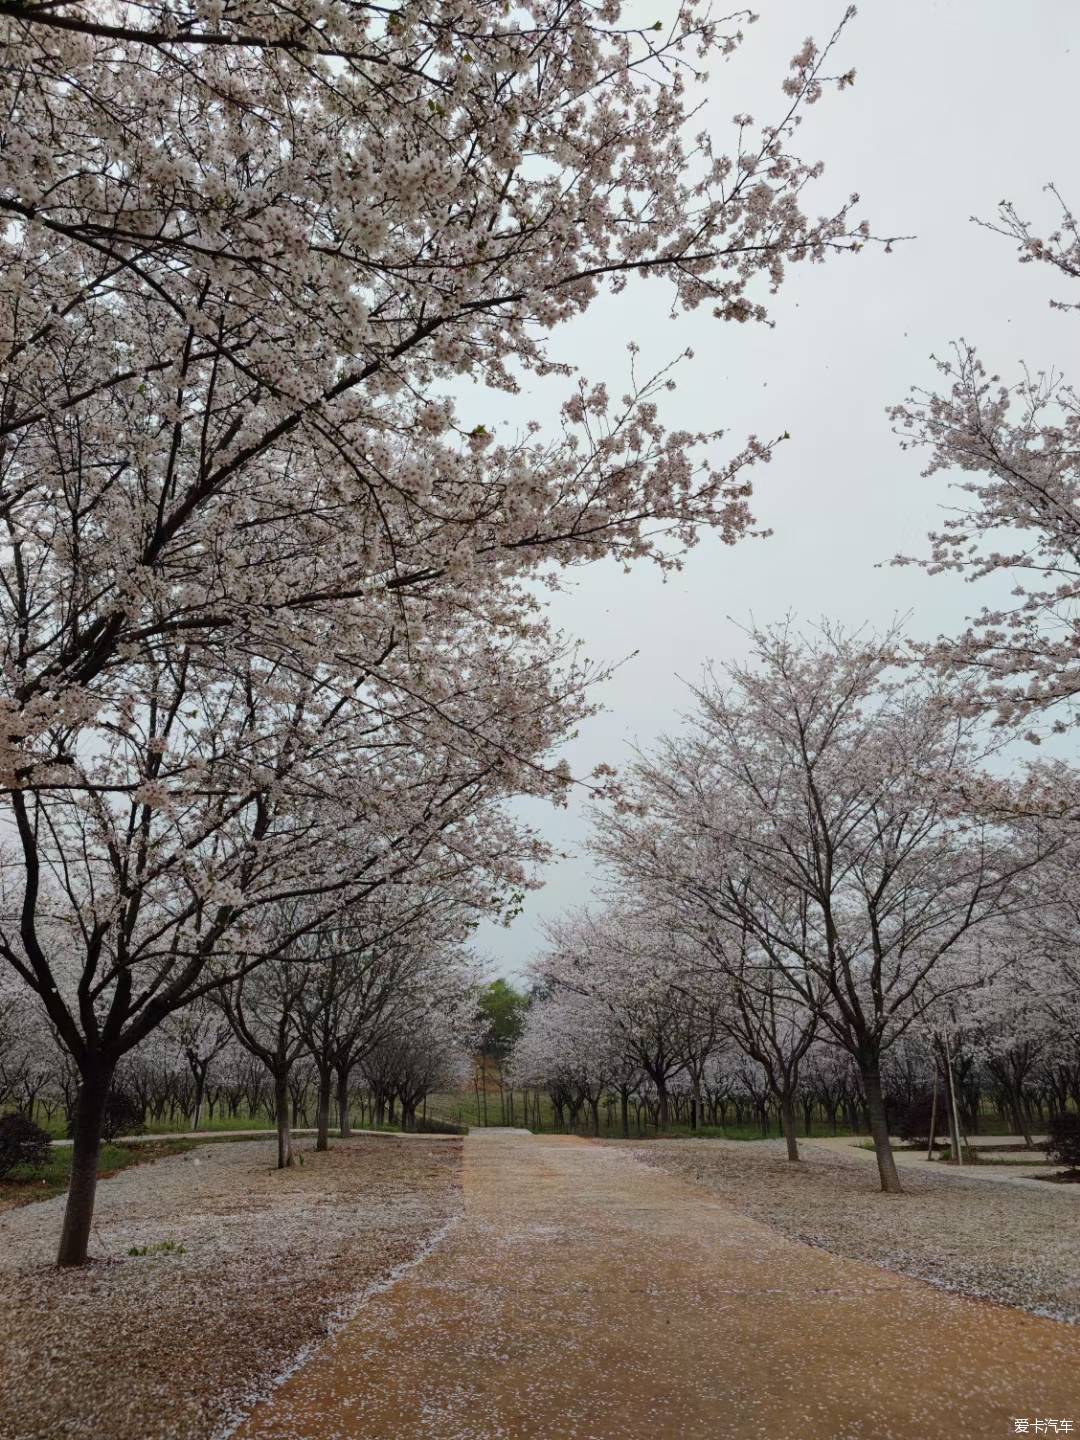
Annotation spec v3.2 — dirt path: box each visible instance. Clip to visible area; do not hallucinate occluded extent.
[233,1129,1080,1440]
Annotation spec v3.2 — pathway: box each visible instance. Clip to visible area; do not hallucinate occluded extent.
[233,1129,1080,1440]
[804,1134,1074,1190]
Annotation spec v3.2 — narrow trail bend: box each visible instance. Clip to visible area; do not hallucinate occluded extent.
[233,1129,1080,1440]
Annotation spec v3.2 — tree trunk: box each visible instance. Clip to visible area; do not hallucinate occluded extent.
[190,1069,205,1134]
[315,1065,332,1152]
[620,1087,630,1140]
[1011,1097,1034,1147]
[655,1083,669,1131]
[274,1069,293,1170]
[57,1059,114,1267]
[779,1093,800,1162]
[337,1065,352,1138]
[861,1063,902,1194]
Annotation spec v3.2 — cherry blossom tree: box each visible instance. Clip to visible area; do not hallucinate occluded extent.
[974,838,1080,1129]
[537,908,698,1130]
[167,999,235,1134]
[595,624,1048,1192]
[892,187,1080,728]
[0,0,879,800]
[0,966,56,1116]
[706,926,819,1160]
[512,984,623,1137]
[220,925,313,1170]
[295,889,474,1148]
[799,1040,861,1137]
[0,979,18,1112]
[367,971,478,1132]
[0,626,577,1262]
[0,0,887,1263]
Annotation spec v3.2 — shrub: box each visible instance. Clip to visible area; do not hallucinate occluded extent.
[1046,1112,1080,1171]
[891,1090,939,1144]
[0,1113,52,1177]
[103,1090,145,1140]
[69,1089,146,1142]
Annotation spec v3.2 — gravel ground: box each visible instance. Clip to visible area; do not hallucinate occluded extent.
[0,1135,462,1440]
[626,1137,1080,1323]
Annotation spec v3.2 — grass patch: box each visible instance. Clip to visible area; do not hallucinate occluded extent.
[947,1155,1048,1167]
[938,1150,1049,1166]
[31,1110,286,1140]
[127,1239,187,1257]
[557,1122,857,1143]
[855,1141,945,1153]
[0,1138,196,1212]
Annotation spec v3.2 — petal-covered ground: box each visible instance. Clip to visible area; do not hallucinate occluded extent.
[631,1135,1080,1322]
[232,1130,1080,1440]
[0,1135,462,1440]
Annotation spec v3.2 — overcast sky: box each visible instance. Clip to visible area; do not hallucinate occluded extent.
[473,0,1079,979]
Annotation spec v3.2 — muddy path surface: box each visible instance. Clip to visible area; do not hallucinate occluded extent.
[234,1129,1080,1440]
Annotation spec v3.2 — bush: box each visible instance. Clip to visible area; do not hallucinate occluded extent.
[891,1090,939,1144]
[71,1089,146,1142]
[0,1113,52,1177]
[1047,1112,1080,1170]
[102,1090,145,1141]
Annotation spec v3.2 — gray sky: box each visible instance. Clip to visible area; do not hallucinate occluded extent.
[473,0,1079,978]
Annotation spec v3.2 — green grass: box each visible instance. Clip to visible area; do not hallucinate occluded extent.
[115,1111,273,1135]
[597,1121,859,1143]
[424,1089,859,1143]
[29,1105,451,1139]
[424,1090,536,1129]
[0,1137,197,1210]
[937,1147,1048,1166]
[32,1108,285,1140]
[127,1239,187,1257]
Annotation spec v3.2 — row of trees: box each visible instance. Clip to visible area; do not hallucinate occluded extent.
[514,933,1080,1150]
[517,174,1080,1190]
[0,0,875,1262]
[514,623,1080,1190]
[1,956,472,1151]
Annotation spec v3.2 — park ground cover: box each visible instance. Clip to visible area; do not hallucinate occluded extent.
[0,1138,197,1214]
[0,1135,462,1440]
[629,1137,1080,1323]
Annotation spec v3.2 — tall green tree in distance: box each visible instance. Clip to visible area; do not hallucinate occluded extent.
[476,982,529,1126]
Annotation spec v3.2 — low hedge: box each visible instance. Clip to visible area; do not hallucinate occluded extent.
[0,1113,52,1177]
